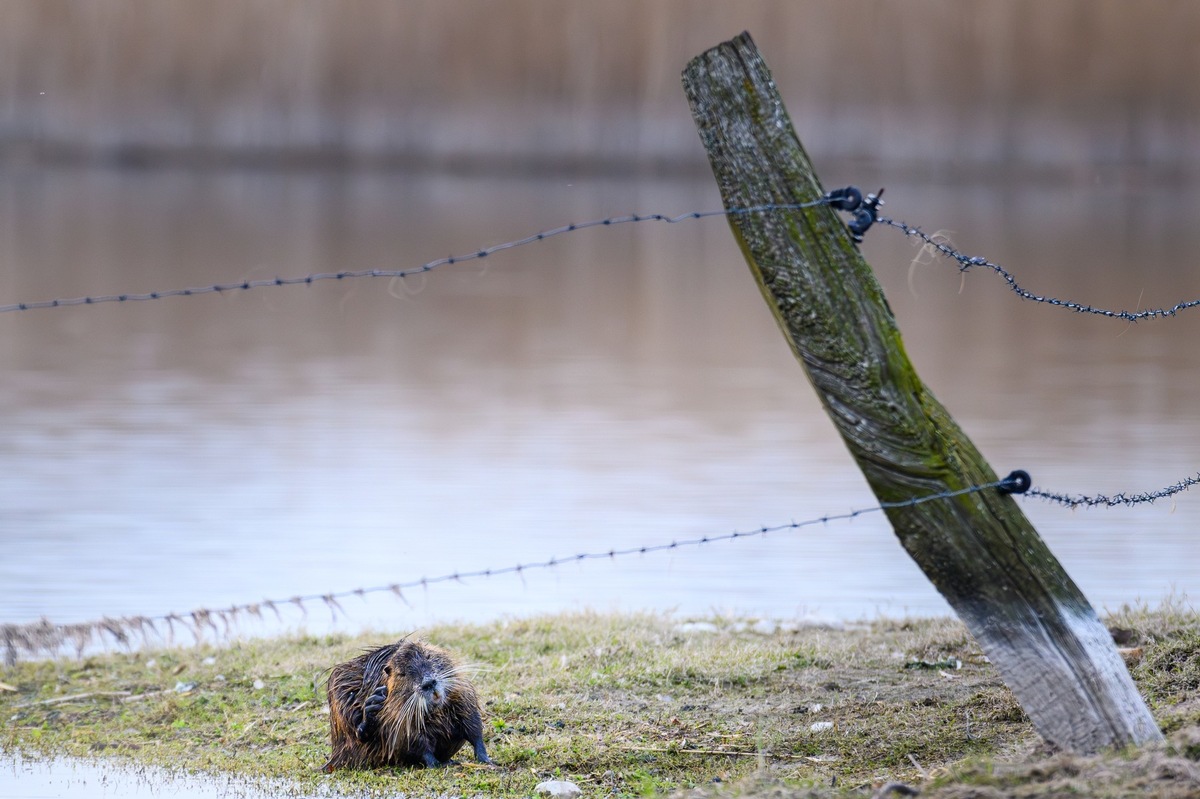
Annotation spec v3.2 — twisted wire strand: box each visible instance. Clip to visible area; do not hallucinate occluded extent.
[0,201,824,314]
[1027,472,1200,509]
[878,217,1200,321]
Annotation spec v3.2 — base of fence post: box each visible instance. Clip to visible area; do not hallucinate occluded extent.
[681,31,1162,754]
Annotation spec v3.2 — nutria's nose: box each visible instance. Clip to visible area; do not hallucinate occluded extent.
[421,678,437,692]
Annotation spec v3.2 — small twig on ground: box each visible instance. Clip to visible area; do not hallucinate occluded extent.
[120,690,168,704]
[16,691,132,708]
[617,744,811,761]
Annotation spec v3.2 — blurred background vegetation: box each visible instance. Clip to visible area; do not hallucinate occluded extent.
[1,0,1196,177]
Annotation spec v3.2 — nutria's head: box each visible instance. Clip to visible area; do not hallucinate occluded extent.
[378,641,471,749]
[386,641,458,707]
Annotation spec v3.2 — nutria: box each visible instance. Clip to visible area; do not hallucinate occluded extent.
[322,638,492,771]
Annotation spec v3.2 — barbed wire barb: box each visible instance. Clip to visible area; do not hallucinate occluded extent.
[389,584,412,608]
[322,594,345,623]
[164,614,180,645]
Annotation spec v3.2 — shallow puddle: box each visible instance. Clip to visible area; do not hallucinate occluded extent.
[0,756,312,799]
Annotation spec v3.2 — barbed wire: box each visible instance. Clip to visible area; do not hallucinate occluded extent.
[1027,472,1200,509]
[3,476,1014,665]
[878,217,1200,322]
[6,467,1199,665]
[0,201,827,314]
[3,189,1197,323]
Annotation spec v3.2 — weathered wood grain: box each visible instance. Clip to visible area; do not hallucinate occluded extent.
[681,31,1161,753]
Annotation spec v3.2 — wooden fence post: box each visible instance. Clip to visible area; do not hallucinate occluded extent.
[681,31,1162,753]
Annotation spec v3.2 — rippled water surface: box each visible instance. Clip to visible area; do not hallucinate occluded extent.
[1,166,1198,646]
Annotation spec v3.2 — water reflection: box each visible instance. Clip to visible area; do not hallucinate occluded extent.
[0,756,306,799]
[0,166,1198,640]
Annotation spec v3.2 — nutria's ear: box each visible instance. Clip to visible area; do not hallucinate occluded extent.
[383,664,392,676]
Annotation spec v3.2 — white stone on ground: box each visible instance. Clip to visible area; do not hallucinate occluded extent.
[535,779,582,799]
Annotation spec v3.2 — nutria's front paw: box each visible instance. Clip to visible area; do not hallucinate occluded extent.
[472,740,493,765]
[355,684,388,740]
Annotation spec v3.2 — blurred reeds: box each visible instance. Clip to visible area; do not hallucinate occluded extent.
[0,0,1196,174]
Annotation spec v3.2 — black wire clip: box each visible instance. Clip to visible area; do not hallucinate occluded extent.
[824,186,885,243]
[998,470,1032,495]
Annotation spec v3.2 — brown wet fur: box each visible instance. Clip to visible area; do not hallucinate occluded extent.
[323,638,491,771]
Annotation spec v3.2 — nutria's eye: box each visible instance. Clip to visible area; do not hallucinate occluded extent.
[383,665,392,676]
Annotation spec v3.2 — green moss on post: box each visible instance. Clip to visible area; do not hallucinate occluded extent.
[681,31,1161,753]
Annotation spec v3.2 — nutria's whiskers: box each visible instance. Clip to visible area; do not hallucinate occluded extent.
[400,687,426,739]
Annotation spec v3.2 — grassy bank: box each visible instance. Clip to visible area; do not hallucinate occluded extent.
[3,605,1200,798]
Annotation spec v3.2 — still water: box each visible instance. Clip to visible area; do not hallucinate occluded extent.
[1,165,1198,648]
[1,757,307,799]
